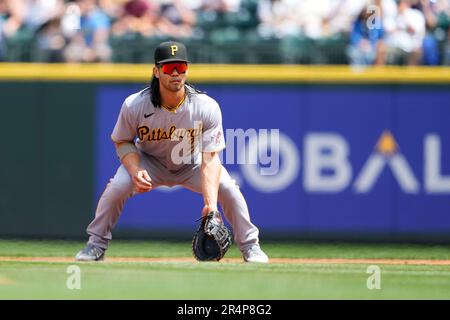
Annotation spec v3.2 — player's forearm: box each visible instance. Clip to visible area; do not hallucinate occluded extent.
[201,152,221,214]
[114,142,140,175]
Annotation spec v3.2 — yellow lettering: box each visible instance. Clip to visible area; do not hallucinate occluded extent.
[169,126,177,139]
[151,129,157,141]
[171,45,178,56]
[137,126,149,141]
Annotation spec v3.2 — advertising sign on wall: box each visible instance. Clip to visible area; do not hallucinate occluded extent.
[95,85,450,236]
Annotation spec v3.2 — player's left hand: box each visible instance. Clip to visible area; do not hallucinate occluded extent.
[192,210,232,261]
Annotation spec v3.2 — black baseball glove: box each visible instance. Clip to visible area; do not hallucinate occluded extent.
[192,210,232,261]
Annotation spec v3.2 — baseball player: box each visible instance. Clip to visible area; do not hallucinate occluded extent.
[75,41,269,263]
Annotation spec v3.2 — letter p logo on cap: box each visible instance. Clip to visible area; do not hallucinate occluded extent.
[171,45,178,56]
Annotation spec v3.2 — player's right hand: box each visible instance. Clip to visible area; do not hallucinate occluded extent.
[132,169,153,193]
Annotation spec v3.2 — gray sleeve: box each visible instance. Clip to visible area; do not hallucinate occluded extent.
[201,100,226,153]
[111,101,136,143]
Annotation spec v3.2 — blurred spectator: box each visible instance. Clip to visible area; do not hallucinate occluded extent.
[384,0,426,65]
[64,0,112,62]
[0,1,7,60]
[347,4,386,66]
[111,0,160,37]
[157,0,197,39]
[297,0,333,40]
[24,0,66,62]
[0,0,26,38]
[409,0,440,65]
[200,0,241,13]
[257,0,300,39]
[1,0,25,60]
[98,0,127,21]
[324,0,368,36]
[433,0,450,64]
[35,17,66,62]
[0,0,27,61]
[183,0,203,12]
[24,0,65,31]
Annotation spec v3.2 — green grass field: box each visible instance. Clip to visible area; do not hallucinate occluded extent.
[0,240,449,299]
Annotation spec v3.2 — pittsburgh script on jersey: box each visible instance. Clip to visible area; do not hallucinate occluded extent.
[137,123,202,144]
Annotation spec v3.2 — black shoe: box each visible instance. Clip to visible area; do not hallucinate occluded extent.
[75,243,105,261]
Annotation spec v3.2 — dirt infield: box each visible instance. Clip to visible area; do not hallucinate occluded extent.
[0,256,449,265]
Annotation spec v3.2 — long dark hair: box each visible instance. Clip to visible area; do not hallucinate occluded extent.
[147,76,204,108]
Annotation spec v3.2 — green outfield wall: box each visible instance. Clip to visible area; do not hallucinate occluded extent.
[0,82,96,237]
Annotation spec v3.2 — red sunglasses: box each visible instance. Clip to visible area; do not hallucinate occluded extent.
[159,62,188,75]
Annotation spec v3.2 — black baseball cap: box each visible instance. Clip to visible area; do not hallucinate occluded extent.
[154,41,189,65]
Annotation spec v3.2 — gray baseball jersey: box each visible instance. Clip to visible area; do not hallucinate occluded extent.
[111,86,226,172]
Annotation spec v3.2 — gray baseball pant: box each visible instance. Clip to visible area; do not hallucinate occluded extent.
[86,153,260,253]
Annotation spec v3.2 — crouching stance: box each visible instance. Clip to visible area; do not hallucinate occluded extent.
[76,41,269,263]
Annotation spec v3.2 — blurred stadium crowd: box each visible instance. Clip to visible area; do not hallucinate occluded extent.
[0,0,449,65]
